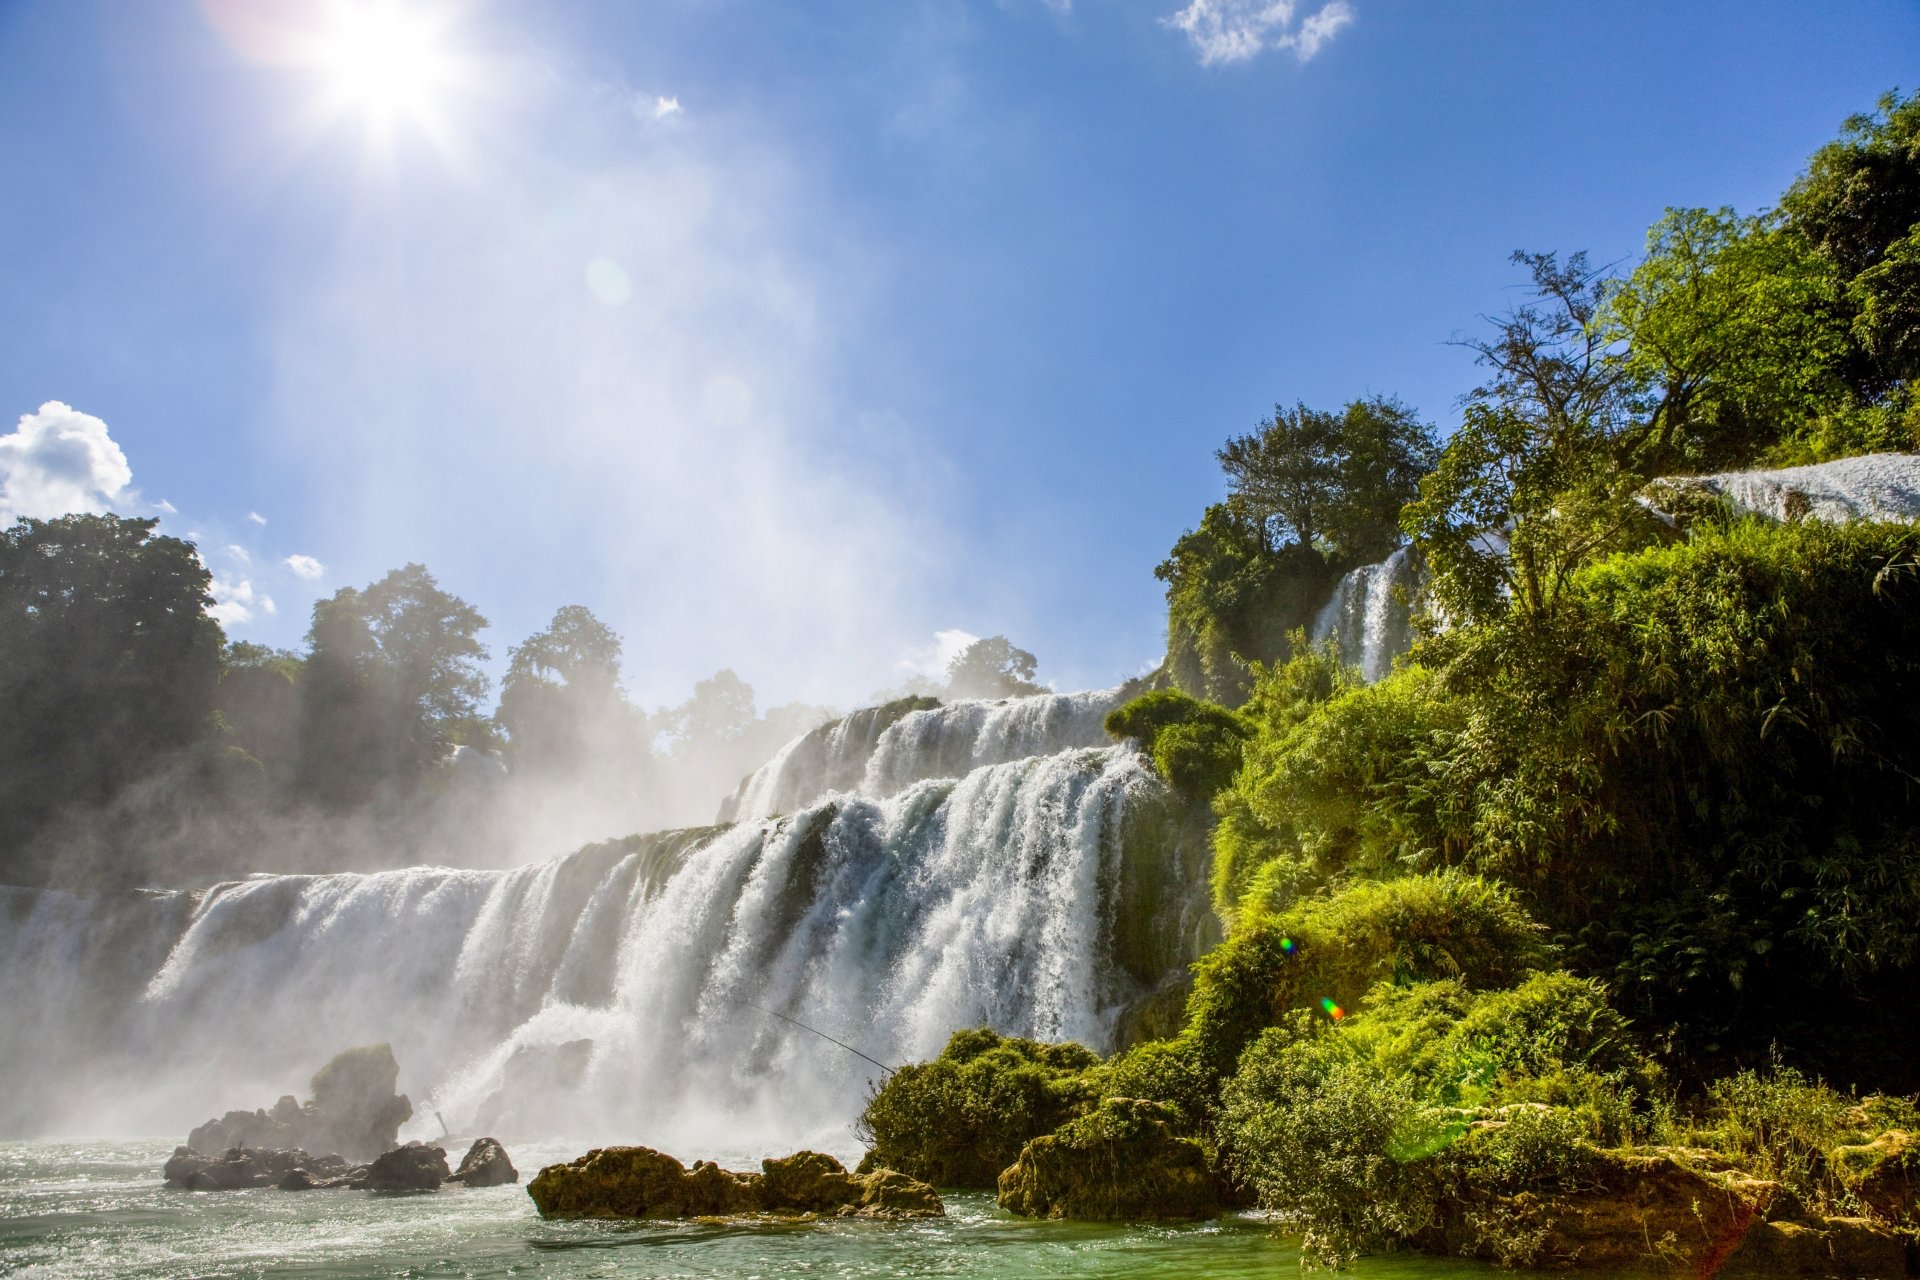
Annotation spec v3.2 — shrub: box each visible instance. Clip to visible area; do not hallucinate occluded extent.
[855,1028,1100,1187]
[1104,689,1250,803]
[1185,872,1547,1078]
[1220,1026,1433,1267]
[1098,1034,1216,1134]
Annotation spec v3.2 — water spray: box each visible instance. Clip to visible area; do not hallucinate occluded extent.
[735,999,899,1076]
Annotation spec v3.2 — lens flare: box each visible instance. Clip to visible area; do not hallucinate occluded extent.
[1279,936,1295,954]
[1319,997,1345,1021]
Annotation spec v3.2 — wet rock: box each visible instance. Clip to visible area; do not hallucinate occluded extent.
[1719,1215,1915,1279]
[164,1145,350,1191]
[527,1146,756,1218]
[526,1146,941,1220]
[447,1137,518,1187]
[997,1098,1219,1222]
[362,1142,449,1192]
[184,1044,413,1162]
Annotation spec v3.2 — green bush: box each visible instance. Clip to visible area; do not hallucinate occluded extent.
[1098,1034,1217,1134]
[1104,689,1250,803]
[855,1028,1100,1187]
[1185,871,1547,1079]
[1219,1026,1433,1267]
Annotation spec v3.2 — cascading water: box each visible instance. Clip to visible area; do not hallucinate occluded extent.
[1310,545,1421,684]
[1648,452,1920,524]
[0,738,1203,1159]
[722,687,1127,822]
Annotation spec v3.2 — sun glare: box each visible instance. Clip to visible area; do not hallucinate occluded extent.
[305,1,465,148]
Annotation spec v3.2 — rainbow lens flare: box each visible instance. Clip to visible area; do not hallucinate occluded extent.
[1319,997,1345,1020]
[1279,936,1295,954]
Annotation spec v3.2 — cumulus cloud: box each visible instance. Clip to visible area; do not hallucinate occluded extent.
[284,553,326,580]
[0,401,134,523]
[207,572,260,627]
[1163,0,1354,65]
[900,628,980,680]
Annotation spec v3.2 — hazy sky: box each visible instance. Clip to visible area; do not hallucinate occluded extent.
[2,0,1915,709]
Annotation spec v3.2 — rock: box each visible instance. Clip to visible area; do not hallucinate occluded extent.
[278,1168,316,1191]
[183,1044,413,1163]
[165,1145,336,1191]
[1429,1140,1917,1275]
[997,1098,1219,1222]
[527,1147,756,1218]
[1835,1129,1920,1223]
[362,1142,449,1192]
[448,1137,518,1187]
[306,1045,413,1161]
[525,1146,942,1220]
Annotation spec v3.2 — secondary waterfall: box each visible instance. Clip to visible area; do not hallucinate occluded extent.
[0,735,1206,1156]
[721,687,1127,822]
[1647,452,1920,524]
[1310,546,1421,684]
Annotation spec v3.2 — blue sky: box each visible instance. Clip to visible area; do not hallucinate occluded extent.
[2,0,1915,711]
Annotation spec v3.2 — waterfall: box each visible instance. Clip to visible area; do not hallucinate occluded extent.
[1647,452,1920,525]
[722,687,1127,822]
[1310,546,1420,684]
[0,741,1203,1155]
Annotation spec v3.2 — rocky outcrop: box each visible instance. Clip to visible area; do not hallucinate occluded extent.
[447,1137,519,1187]
[1427,1139,1917,1275]
[186,1044,412,1162]
[164,1145,359,1191]
[996,1098,1220,1222]
[362,1142,449,1192]
[1836,1128,1920,1223]
[526,1147,943,1220]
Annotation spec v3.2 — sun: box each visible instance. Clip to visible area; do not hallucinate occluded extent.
[305,1,465,145]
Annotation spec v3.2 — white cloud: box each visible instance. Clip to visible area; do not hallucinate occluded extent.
[900,628,980,679]
[284,553,326,580]
[226,544,251,564]
[651,95,682,121]
[208,573,259,627]
[247,511,267,525]
[261,596,278,616]
[1162,0,1353,65]
[0,401,133,523]
[154,499,178,514]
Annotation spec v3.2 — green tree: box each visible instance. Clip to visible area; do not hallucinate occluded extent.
[1218,397,1438,563]
[497,605,646,771]
[0,514,223,883]
[945,635,1044,700]
[297,564,490,806]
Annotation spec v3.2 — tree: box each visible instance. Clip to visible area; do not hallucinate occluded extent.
[1217,398,1438,563]
[497,605,640,770]
[0,514,223,882]
[297,564,490,806]
[945,636,1044,700]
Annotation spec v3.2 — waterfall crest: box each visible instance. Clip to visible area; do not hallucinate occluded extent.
[722,687,1126,822]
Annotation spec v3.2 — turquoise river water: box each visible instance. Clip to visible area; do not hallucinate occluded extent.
[0,1140,1507,1279]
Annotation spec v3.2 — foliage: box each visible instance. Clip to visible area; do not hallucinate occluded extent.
[498,605,649,772]
[1098,1035,1218,1135]
[1220,1026,1430,1267]
[855,1028,1100,1187]
[1156,503,1339,705]
[0,514,223,885]
[297,563,492,807]
[1217,397,1439,562]
[1184,872,1546,1079]
[944,635,1043,700]
[1103,689,1249,803]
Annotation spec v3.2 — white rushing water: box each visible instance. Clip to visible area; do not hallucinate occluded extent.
[1310,546,1421,684]
[0,740,1194,1157]
[1653,452,1920,524]
[723,688,1127,823]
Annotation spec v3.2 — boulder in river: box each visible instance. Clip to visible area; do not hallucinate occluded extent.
[996,1098,1220,1222]
[164,1145,357,1191]
[184,1044,413,1163]
[362,1142,449,1192]
[526,1147,942,1220]
[447,1137,518,1187]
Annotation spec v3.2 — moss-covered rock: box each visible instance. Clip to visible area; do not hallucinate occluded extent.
[1835,1129,1919,1223]
[526,1147,941,1220]
[996,1098,1220,1222]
